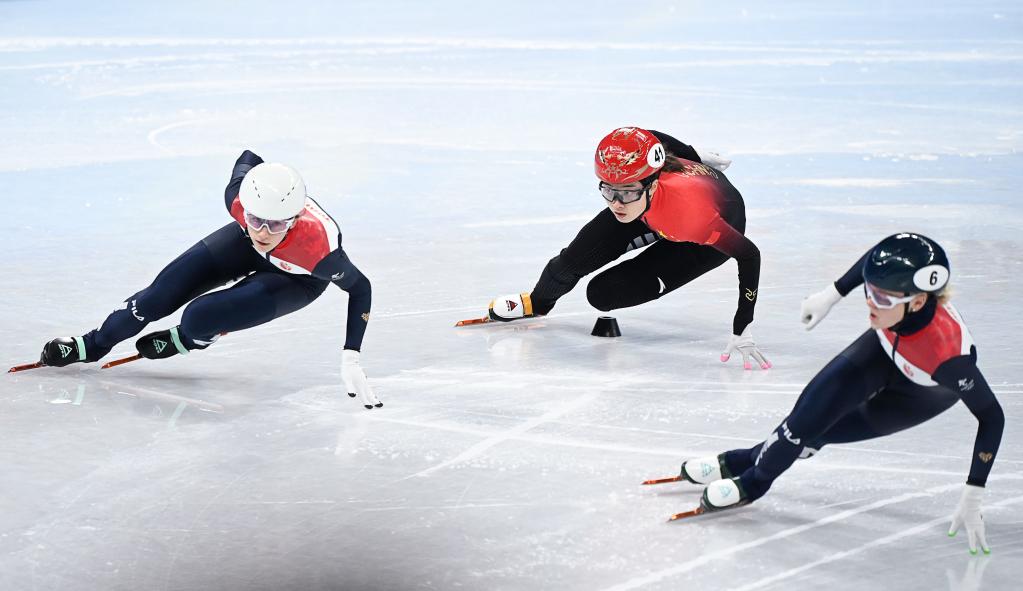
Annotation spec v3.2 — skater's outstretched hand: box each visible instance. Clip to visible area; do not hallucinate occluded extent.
[721,327,771,370]
[341,350,382,409]
[800,284,843,330]
[694,147,732,172]
[948,484,990,555]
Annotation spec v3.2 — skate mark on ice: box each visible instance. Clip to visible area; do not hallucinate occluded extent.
[601,475,1023,591]
[402,391,600,479]
[365,415,983,478]
[365,390,1023,466]
[147,119,214,155]
[334,414,370,456]
[162,465,264,589]
[530,417,1023,465]
[462,213,594,228]
[733,491,1023,591]
[360,502,536,513]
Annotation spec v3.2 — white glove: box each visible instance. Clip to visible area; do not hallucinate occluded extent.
[694,147,732,172]
[720,327,771,370]
[341,349,382,409]
[948,484,990,555]
[800,283,843,331]
[488,292,535,322]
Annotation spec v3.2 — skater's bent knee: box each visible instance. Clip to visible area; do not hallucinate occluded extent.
[586,281,616,312]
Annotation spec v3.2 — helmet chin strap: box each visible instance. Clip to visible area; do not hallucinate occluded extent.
[891,293,937,336]
[641,187,653,215]
[640,174,660,216]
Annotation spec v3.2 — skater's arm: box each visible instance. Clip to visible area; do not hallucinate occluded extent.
[800,249,869,330]
[313,245,379,407]
[313,248,372,351]
[648,130,701,163]
[705,219,761,335]
[341,274,372,351]
[528,209,626,316]
[224,150,265,210]
[934,355,1005,486]
[834,250,870,296]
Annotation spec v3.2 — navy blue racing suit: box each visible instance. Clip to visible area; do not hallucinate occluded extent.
[720,253,1003,499]
[81,150,372,360]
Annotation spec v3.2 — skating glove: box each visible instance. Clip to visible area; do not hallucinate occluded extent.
[948,484,990,554]
[341,349,382,409]
[800,283,843,330]
[721,327,771,370]
[488,293,535,322]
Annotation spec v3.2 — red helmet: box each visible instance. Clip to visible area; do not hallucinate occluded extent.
[594,127,666,184]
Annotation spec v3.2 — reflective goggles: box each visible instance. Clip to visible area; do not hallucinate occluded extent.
[863,282,917,309]
[244,211,295,235]
[598,181,648,205]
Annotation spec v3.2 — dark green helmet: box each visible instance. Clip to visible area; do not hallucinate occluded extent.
[862,233,949,294]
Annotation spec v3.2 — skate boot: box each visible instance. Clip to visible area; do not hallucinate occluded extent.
[135,326,193,360]
[700,477,751,513]
[40,337,88,367]
[680,453,733,485]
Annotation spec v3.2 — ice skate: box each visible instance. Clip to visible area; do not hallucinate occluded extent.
[39,337,88,367]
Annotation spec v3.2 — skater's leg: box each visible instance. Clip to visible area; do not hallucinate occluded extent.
[717,381,964,508]
[173,272,328,349]
[585,241,728,312]
[701,346,883,512]
[530,209,650,315]
[720,442,765,477]
[732,331,892,501]
[809,379,960,447]
[78,224,255,361]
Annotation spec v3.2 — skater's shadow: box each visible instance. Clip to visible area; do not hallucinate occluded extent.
[39,378,225,430]
[946,556,990,591]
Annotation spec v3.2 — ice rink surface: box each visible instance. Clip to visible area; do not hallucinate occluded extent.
[2,1,1022,589]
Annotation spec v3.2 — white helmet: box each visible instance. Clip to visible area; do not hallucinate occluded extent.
[239,163,307,220]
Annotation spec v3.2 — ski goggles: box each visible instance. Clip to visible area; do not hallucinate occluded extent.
[244,211,295,235]
[599,182,647,204]
[863,282,917,309]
